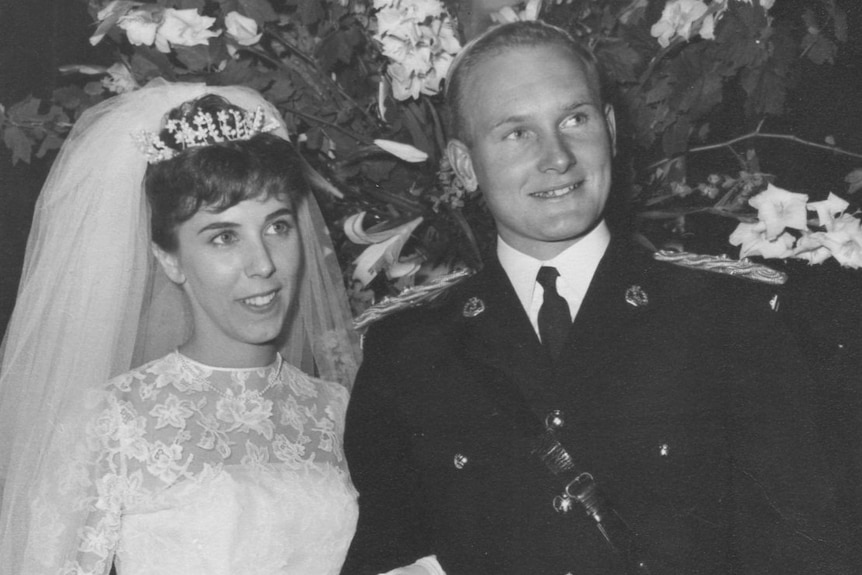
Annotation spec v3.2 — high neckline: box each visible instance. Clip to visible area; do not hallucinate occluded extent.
[174,350,282,372]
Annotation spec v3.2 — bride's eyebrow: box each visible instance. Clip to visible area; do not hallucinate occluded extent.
[264,207,295,222]
[196,221,239,235]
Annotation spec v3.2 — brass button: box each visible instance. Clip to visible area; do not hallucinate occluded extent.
[545,409,565,431]
[453,453,469,469]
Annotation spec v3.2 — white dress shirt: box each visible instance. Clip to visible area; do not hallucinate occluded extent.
[497,222,611,339]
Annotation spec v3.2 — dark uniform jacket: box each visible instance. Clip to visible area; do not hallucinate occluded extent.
[342,238,856,575]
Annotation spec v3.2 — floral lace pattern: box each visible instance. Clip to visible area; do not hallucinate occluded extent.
[27,352,357,575]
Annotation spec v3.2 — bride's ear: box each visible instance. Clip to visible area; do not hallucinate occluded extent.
[152,243,186,285]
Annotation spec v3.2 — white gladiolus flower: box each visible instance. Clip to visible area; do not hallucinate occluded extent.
[650,0,710,48]
[225,12,262,46]
[808,193,850,231]
[118,10,159,47]
[154,8,220,53]
[373,0,461,101]
[748,183,809,241]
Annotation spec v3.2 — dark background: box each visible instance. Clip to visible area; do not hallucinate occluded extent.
[1,0,861,336]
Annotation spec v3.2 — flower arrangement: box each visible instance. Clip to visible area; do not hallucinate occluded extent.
[1,0,860,316]
[730,186,862,268]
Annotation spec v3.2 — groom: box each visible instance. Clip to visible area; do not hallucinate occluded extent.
[342,21,856,575]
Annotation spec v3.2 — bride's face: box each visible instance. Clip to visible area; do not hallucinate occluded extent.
[155,194,302,361]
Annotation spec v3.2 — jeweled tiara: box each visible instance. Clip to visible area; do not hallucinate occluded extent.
[134,105,279,164]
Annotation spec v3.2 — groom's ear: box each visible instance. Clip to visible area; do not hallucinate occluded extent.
[152,243,185,285]
[447,139,478,192]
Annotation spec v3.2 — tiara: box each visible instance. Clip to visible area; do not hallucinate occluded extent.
[134,105,279,164]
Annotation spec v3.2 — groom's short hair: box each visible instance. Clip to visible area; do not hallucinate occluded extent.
[444,20,603,144]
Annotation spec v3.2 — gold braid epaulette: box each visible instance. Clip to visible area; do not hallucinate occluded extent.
[653,250,788,285]
[352,268,474,331]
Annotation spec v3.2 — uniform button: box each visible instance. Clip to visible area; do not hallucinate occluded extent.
[453,453,469,469]
[545,410,565,431]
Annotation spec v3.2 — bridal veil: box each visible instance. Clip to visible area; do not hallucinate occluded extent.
[0,81,360,569]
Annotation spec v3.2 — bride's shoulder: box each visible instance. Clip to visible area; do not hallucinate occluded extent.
[104,352,184,397]
[281,362,350,409]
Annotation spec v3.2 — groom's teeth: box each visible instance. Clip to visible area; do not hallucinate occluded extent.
[531,183,576,198]
[243,292,276,306]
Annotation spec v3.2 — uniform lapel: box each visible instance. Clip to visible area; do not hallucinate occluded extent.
[557,237,655,387]
[456,240,658,424]
[458,260,558,415]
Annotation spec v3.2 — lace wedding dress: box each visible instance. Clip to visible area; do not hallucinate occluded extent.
[25,352,358,575]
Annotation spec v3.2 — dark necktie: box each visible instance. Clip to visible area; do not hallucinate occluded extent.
[536,266,571,358]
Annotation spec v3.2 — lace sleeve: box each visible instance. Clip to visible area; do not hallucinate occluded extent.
[22,390,146,575]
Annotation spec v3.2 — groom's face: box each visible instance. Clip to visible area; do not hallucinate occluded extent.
[447,43,616,261]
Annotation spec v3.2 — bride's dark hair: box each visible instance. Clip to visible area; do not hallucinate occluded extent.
[145,94,307,252]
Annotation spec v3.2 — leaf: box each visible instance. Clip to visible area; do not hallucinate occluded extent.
[661,115,690,157]
[644,76,672,105]
[360,159,396,183]
[174,44,212,72]
[7,96,42,123]
[318,31,356,71]
[129,52,166,82]
[215,58,259,86]
[400,105,434,158]
[845,168,862,195]
[134,46,179,81]
[740,65,787,117]
[801,33,837,65]
[265,76,299,104]
[678,70,722,118]
[831,3,848,43]
[3,125,33,165]
[36,132,66,159]
[176,0,205,10]
[53,85,87,110]
[239,0,279,24]
[596,38,641,84]
[298,0,325,26]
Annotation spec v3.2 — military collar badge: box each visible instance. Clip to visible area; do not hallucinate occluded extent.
[462,296,485,318]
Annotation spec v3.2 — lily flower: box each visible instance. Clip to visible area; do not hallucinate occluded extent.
[374,139,428,163]
[347,215,424,286]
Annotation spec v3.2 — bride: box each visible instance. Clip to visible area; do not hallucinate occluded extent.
[0,82,361,574]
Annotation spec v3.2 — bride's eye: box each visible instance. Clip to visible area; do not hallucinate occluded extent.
[211,230,238,246]
[266,219,294,236]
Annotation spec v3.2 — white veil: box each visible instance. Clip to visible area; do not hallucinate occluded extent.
[0,81,360,569]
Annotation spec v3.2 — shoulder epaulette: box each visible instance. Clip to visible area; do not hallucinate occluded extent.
[653,250,788,285]
[353,268,474,331]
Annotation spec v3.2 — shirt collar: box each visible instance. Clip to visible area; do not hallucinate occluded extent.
[497,221,611,314]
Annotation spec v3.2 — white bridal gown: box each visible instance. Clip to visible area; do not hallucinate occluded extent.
[26,352,358,575]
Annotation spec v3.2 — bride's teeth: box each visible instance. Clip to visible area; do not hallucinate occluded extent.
[244,292,276,306]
